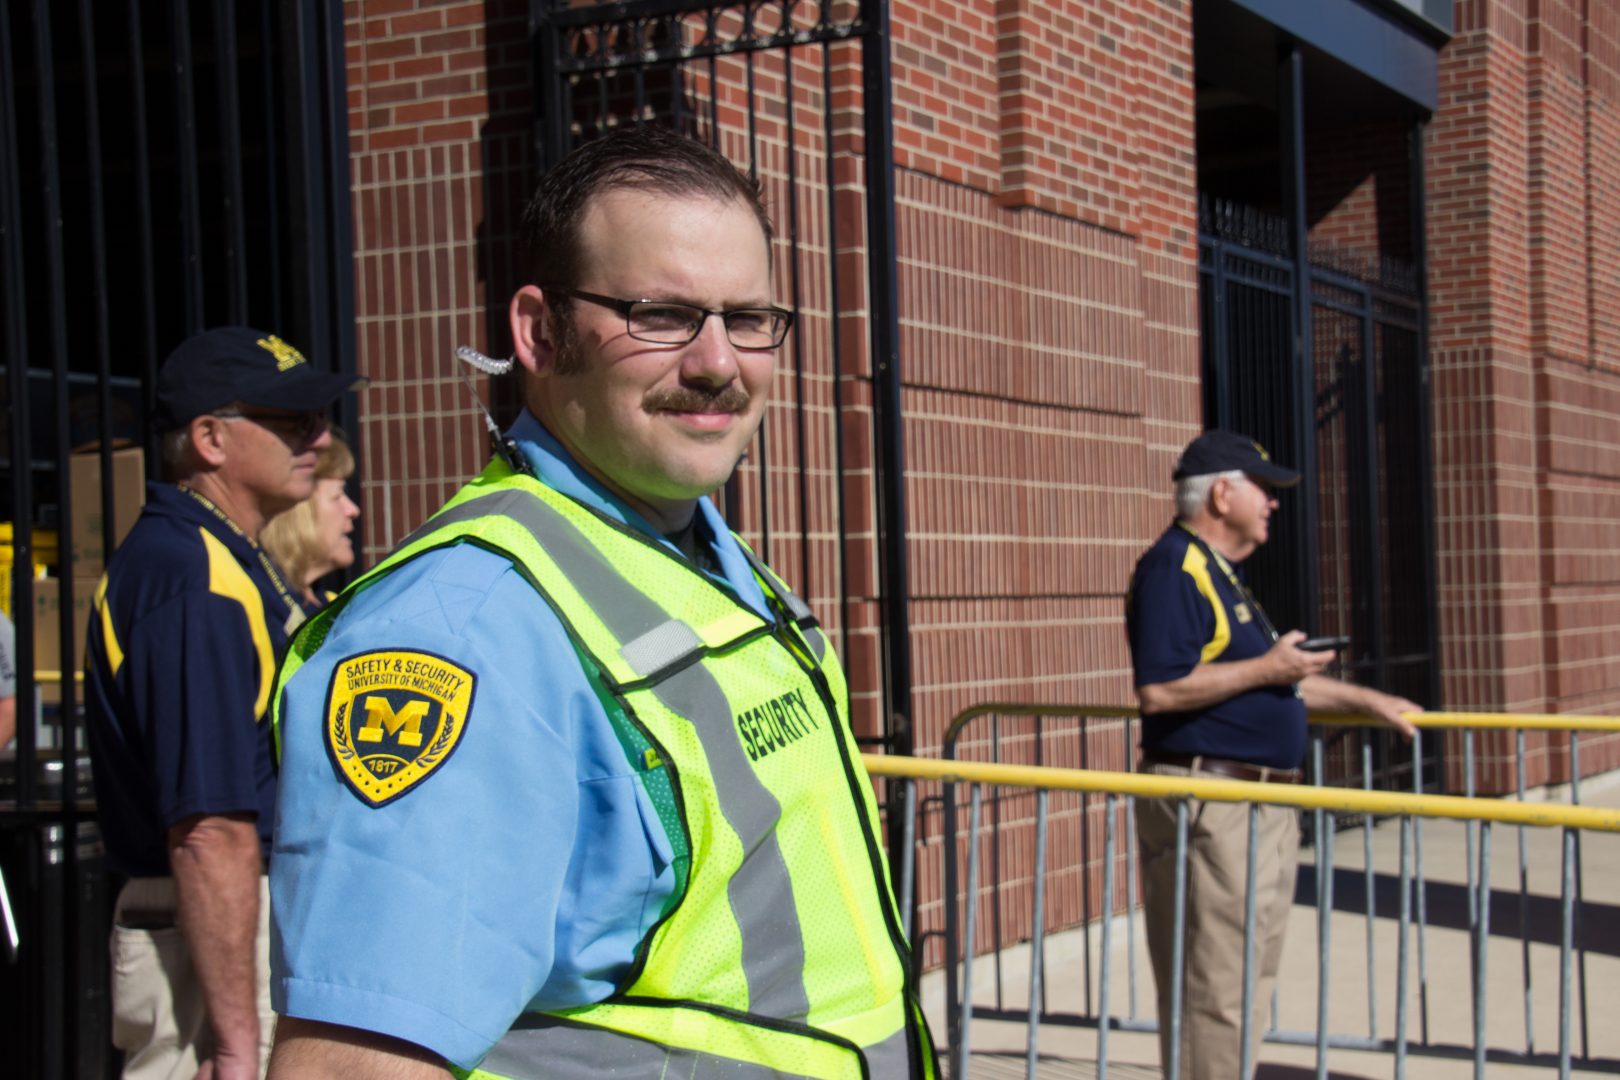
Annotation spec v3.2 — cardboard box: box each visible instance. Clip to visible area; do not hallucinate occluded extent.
[70,446,146,574]
[0,525,57,617]
[31,577,97,705]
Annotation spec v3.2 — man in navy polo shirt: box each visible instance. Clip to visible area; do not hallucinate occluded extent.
[85,327,362,1080]
[1126,430,1419,1080]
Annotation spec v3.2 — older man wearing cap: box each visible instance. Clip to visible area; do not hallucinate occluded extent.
[1125,429,1419,1080]
[84,326,363,1080]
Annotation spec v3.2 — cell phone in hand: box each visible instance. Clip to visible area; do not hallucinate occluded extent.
[1298,635,1349,652]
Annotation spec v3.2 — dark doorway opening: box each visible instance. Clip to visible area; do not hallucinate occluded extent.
[1192,0,1441,792]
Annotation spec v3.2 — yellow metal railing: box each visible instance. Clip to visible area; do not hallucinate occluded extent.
[862,753,1620,831]
[1311,709,1620,733]
[944,700,1620,742]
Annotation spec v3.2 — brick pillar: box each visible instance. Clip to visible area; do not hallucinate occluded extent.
[343,1,534,555]
[1428,0,1620,791]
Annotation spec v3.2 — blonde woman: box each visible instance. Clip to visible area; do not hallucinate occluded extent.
[261,434,360,609]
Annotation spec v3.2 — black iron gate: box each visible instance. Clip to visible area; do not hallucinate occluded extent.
[0,2,353,1074]
[531,0,915,759]
[1308,250,1436,711]
[1198,195,1440,791]
[1198,199,1313,635]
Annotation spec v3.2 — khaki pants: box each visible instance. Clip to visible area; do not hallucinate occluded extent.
[109,876,274,1080]
[1137,765,1299,1080]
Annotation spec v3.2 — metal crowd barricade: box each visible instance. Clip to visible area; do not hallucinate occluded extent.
[1301,708,1618,1075]
[868,704,1620,1079]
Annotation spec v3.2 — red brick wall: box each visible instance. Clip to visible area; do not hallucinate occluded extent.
[1590,4,1620,373]
[1531,0,1620,783]
[897,176,1159,751]
[886,0,1197,953]
[1306,123,1412,262]
[344,0,532,561]
[894,0,1204,476]
[991,0,1140,229]
[890,0,999,190]
[343,0,1197,960]
[1426,0,1620,789]
[1526,0,1587,366]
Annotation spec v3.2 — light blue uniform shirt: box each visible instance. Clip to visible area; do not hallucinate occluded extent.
[270,412,771,1069]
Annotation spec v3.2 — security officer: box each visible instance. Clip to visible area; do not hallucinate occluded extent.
[84,327,359,1080]
[1126,430,1419,1080]
[267,127,937,1079]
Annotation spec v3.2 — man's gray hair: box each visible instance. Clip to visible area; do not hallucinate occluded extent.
[1175,470,1245,520]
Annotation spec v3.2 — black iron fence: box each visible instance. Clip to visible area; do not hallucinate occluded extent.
[0,2,353,1074]
[1198,195,1439,794]
[531,0,915,758]
[1197,200,1309,630]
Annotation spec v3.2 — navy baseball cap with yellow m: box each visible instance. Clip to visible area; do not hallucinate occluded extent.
[1173,429,1300,487]
[155,326,366,432]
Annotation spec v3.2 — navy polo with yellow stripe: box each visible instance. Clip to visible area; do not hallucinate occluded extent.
[1126,523,1307,770]
[85,482,304,877]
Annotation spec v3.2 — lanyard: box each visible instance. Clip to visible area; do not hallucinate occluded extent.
[1176,522,1279,643]
[177,484,307,635]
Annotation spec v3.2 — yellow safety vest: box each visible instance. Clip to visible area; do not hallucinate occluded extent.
[275,460,938,1080]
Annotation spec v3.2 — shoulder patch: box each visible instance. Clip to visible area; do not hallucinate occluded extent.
[324,649,476,807]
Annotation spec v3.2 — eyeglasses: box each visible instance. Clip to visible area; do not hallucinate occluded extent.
[213,408,330,445]
[545,285,794,350]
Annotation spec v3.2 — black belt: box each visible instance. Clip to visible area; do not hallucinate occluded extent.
[1142,752,1302,785]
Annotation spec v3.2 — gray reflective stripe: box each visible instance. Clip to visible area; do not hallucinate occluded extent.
[394,490,557,560]
[736,542,816,623]
[620,618,704,677]
[734,543,827,663]
[403,488,673,645]
[654,661,811,1019]
[483,1018,823,1079]
[864,1021,912,1079]
[477,1020,666,1077]
[801,622,828,663]
[420,484,812,1020]
[779,589,813,623]
[394,500,482,552]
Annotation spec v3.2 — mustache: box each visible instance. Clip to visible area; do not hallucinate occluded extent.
[644,384,751,414]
